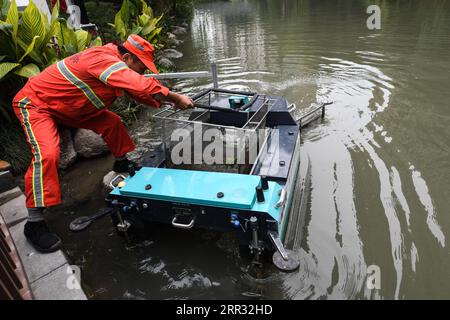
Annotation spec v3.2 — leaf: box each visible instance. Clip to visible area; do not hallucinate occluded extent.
[5,0,18,42]
[138,13,149,26]
[88,36,102,48]
[118,0,130,26]
[56,20,78,56]
[154,14,163,25]
[43,46,58,64]
[114,13,126,40]
[130,25,143,35]
[42,11,50,32]
[0,23,16,59]
[141,15,162,36]
[14,63,40,78]
[18,35,39,62]
[141,0,153,19]
[19,1,46,49]
[62,44,77,56]
[51,0,59,25]
[148,27,162,42]
[0,0,11,20]
[16,36,44,66]
[0,61,20,80]
[50,18,60,38]
[141,23,155,36]
[41,11,53,46]
[47,1,60,43]
[75,29,90,51]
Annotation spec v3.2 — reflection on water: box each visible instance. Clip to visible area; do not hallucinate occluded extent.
[52,0,450,299]
[171,0,450,299]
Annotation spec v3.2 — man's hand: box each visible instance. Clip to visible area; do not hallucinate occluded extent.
[154,91,194,110]
[174,94,194,110]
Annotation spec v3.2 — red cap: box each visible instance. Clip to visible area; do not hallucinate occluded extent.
[123,34,158,74]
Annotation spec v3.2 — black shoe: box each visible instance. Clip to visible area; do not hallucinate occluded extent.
[24,221,62,253]
[112,158,140,173]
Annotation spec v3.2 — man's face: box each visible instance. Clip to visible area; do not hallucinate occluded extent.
[123,53,147,74]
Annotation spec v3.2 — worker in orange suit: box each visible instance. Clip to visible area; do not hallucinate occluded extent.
[12,34,193,253]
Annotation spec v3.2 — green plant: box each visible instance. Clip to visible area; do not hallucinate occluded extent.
[0,0,102,172]
[0,0,101,81]
[109,95,140,125]
[109,0,163,45]
[0,0,102,124]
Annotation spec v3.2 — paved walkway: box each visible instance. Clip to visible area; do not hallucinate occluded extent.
[0,171,86,300]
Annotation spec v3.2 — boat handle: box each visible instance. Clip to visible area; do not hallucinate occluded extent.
[110,174,126,189]
[172,215,195,229]
[275,188,287,209]
[288,103,296,113]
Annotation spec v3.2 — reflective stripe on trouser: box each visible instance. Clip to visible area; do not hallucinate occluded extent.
[13,97,135,208]
[14,97,62,208]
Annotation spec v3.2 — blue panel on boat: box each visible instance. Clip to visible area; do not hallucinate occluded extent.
[115,167,261,210]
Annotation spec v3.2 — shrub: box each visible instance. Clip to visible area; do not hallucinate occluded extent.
[108,0,162,46]
[0,0,101,172]
[0,0,102,123]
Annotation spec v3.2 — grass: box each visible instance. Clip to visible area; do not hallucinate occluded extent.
[109,95,141,125]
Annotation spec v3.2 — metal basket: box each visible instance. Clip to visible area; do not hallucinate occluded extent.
[152,90,277,173]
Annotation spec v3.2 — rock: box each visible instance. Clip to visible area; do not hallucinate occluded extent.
[170,41,183,48]
[59,129,77,169]
[172,26,187,36]
[161,48,183,59]
[167,32,177,40]
[74,129,109,158]
[0,159,11,172]
[102,170,129,191]
[170,40,183,48]
[156,57,175,69]
[180,22,189,29]
[166,32,183,46]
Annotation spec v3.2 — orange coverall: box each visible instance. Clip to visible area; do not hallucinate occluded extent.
[12,43,169,208]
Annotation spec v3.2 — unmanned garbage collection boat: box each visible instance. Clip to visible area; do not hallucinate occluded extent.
[71,88,326,271]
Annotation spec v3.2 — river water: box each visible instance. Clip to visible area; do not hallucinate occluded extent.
[50,0,450,299]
